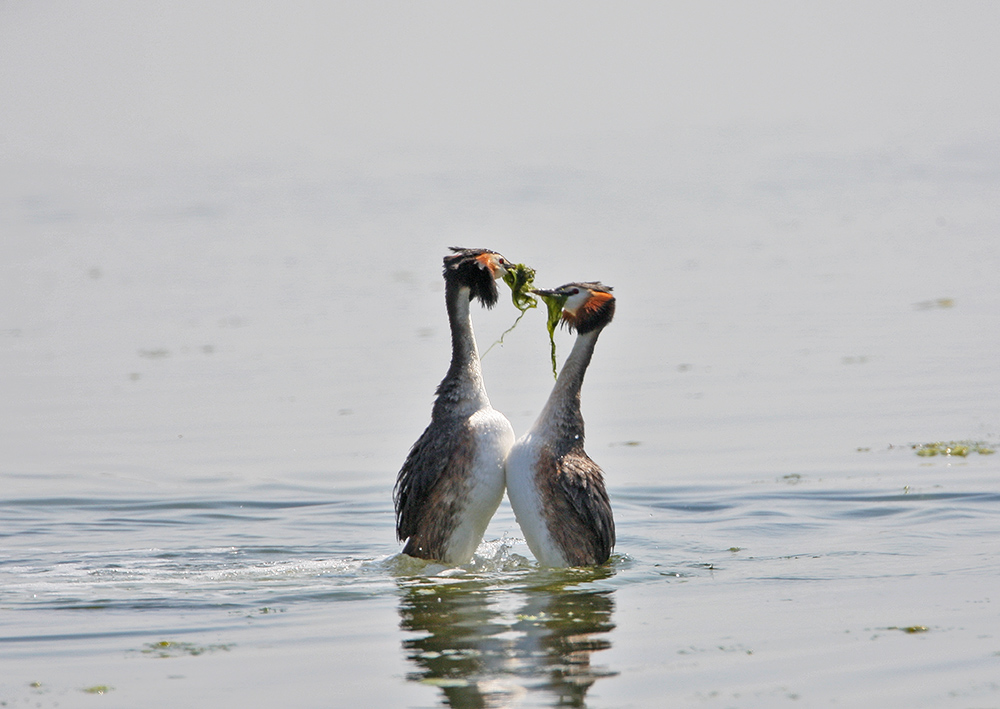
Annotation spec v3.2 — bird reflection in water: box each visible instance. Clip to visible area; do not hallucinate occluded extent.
[396,562,617,708]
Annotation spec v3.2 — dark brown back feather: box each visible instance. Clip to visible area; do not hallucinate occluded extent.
[393,417,477,559]
[537,447,616,566]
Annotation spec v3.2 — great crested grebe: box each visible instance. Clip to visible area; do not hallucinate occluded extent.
[393,248,516,564]
[505,282,616,567]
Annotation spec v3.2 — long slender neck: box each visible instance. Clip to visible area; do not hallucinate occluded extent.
[535,327,603,450]
[433,281,489,416]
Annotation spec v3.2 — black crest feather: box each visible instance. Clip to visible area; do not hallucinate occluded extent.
[443,247,501,308]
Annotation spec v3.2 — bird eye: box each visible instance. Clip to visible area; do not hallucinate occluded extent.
[569,288,579,295]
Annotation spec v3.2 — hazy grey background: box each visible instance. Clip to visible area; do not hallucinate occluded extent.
[3,3,999,161]
[3,2,999,485]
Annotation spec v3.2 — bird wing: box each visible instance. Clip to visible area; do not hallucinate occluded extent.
[555,451,616,564]
[393,416,474,543]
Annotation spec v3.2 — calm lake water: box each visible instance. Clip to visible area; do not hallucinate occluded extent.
[3,4,1000,708]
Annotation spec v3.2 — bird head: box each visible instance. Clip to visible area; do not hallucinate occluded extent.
[532,282,615,334]
[443,247,511,308]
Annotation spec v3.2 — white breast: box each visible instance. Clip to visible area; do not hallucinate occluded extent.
[504,432,568,567]
[441,406,514,563]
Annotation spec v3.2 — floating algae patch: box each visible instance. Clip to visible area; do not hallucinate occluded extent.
[914,297,955,310]
[484,263,537,356]
[140,640,233,658]
[913,440,996,457]
[421,678,472,688]
[82,685,113,694]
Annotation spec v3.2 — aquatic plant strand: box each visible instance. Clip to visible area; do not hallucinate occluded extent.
[483,263,538,357]
[540,291,568,379]
[913,440,996,457]
[503,263,538,312]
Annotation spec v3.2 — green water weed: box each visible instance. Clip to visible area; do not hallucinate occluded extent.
[483,263,538,357]
[82,685,113,694]
[913,440,995,457]
[141,640,232,658]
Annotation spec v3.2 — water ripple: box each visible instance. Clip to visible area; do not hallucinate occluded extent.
[3,480,999,615]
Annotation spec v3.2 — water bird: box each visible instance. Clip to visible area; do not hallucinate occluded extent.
[393,248,516,564]
[505,282,616,567]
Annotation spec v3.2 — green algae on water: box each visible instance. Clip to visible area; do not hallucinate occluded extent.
[913,440,996,457]
[887,625,929,633]
[82,685,113,694]
[141,640,232,658]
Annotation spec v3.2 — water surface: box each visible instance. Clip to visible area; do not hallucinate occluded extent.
[3,4,1000,707]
